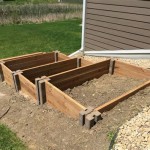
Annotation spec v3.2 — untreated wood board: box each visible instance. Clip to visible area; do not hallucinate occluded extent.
[95,80,150,113]
[49,60,110,81]
[1,52,43,62]
[5,52,55,71]
[58,53,70,61]
[22,58,78,82]
[114,61,150,79]
[51,67,109,90]
[18,74,36,101]
[45,81,85,118]
[1,64,14,86]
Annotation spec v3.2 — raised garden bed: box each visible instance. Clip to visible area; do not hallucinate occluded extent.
[0,52,149,129]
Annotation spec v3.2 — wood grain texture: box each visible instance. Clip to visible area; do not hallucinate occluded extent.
[45,81,85,118]
[49,60,110,90]
[1,52,43,62]
[114,61,150,79]
[58,53,70,61]
[1,64,14,86]
[5,52,55,71]
[22,58,79,82]
[95,80,150,113]
[18,74,36,101]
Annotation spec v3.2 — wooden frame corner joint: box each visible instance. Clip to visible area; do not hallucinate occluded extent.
[12,70,23,92]
[54,50,59,62]
[109,59,115,75]
[85,111,102,130]
[79,106,94,126]
[77,58,82,68]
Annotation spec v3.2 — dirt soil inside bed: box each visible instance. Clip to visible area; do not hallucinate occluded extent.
[64,74,146,108]
[0,81,149,150]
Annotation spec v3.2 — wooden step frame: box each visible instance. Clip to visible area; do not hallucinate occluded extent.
[37,59,150,118]
[13,57,93,103]
[0,51,70,85]
[0,52,150,127]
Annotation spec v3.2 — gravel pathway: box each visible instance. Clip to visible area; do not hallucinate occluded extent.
[113,106,150,150]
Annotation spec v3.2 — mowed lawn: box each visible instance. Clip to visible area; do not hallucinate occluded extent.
[0,19,81,59]
[0,124,27,150]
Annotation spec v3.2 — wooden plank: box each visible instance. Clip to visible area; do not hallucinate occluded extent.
[5,52,54,66]
[6,52,55,71]
[52,69,109,90]
[45,81,86,118]
[87,0,150,8]
[1,52,43,62]
[1,64,14,86]
[86,14,150,30]
[18,74,36,101]
[22,58,79,82]
[114,61,150,79]
[81,59,93,66]
[87,3,150,16]
[95,80,150,113]
[49,60,110,81]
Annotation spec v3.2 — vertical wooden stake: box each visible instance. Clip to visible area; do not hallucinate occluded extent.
[12,70,23,92]
[38,78,50,105]
[0,61,5,82]
[77,58,81,68]
[54,51,59,62]
[35,78,41,105]
[109,59,115,75]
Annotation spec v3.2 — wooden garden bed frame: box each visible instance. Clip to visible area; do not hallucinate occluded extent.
[0,52,150,129]
[0,51,69,86]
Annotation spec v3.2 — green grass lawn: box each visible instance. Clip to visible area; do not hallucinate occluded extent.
[0,19,81,59]
[0,124,27,150]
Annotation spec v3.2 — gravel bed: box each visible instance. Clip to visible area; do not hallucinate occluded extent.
[113,106,150,150]
[83,56,150,69]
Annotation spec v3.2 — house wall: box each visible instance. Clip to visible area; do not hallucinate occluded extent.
[84,0,150,51]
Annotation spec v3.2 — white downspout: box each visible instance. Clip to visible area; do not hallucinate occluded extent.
[69,0,86,57]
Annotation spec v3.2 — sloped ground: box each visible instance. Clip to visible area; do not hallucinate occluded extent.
[0,80,149,150]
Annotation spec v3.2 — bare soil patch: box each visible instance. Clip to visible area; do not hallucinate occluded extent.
[65,74,145,108]
[0,81,149,150]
